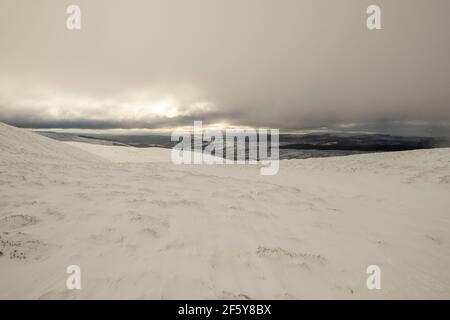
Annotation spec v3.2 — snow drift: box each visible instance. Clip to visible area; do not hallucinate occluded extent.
[0,123,449,299]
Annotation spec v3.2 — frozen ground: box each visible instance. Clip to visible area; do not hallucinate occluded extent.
[1,122,449,299]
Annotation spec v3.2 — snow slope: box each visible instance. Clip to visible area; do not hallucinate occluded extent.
[65,141,172,163]
[0,122,104,164]
[0,123,449,299]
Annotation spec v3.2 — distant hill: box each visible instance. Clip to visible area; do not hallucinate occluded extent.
[35,129,450,160]
[278,133,450,152]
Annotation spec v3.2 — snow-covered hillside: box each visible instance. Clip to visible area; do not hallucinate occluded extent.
[1,123,449,299]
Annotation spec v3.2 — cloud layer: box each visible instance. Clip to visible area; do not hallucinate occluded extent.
[1,0,449,132]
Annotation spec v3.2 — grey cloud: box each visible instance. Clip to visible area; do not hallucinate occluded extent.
[0,0,450,132]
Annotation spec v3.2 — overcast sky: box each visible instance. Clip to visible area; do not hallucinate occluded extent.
[0,0,449,133]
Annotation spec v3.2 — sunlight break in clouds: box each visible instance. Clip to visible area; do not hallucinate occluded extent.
[0,78,213,128]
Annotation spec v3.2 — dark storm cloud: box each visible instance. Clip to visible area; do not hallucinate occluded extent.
[0,0,449,131]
